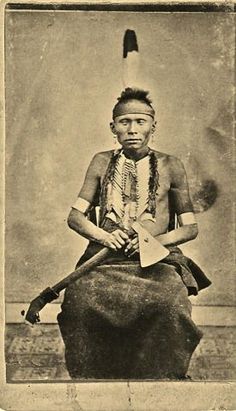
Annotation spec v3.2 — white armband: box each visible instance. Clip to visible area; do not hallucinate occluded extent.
[177,212,196,226]
[71,197,91,214]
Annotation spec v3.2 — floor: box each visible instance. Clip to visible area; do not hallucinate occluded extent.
[5,324,236,382]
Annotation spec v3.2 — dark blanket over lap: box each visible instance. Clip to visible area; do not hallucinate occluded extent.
[58,243,210,379]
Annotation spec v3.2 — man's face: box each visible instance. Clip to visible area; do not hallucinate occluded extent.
[111,112,155,151]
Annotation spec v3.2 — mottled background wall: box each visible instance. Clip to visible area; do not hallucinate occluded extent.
[5,11,234,307]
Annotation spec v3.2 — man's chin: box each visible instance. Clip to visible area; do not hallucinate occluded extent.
[123,142,142,149]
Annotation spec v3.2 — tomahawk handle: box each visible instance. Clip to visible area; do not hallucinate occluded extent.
[24,247,111,325]
[53,247,110,293]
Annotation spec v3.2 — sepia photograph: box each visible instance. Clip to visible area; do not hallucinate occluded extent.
[1,1,236,410]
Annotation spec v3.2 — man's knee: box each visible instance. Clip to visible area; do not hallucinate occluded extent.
[154,262,188,296]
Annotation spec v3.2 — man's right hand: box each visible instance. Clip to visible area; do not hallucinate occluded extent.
[101,229,129,251]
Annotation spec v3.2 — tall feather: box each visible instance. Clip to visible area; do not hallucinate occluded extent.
[122,29,140,88]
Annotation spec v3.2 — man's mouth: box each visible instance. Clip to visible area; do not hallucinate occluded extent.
[124,139,141,143]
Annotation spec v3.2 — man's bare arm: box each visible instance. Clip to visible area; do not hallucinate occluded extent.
[68,208,129,250]
[158,156,197,246]
[68,153,129,250]
[143,156,198,247]
[155,224,198,246]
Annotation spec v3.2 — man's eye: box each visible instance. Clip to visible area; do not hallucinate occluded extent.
[137,121,145,125]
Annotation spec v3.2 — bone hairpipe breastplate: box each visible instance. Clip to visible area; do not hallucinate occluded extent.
[106,152,154,228]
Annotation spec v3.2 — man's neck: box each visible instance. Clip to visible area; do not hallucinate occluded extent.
[123,146,150,161]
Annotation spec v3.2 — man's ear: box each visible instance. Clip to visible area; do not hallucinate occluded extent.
[151,121,157,134]
[110,122,117,135]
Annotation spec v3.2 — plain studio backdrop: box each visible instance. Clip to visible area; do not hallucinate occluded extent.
[5,10,234,312]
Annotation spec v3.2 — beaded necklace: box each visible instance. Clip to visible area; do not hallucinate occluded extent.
[99,148,159,226]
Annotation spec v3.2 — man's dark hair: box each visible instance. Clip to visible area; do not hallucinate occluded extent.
[112,87,155,119]
[116,87,153,106]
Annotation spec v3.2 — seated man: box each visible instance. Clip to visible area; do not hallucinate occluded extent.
[58,88,211,380]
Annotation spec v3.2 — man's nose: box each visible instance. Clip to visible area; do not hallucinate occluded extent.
[128,122,137,133]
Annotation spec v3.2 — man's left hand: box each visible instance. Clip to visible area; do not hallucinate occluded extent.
[124,234,139,257]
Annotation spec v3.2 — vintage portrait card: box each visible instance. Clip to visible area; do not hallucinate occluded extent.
[0,1,236,410]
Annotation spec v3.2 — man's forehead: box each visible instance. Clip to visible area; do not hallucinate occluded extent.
[114,113,153,121]
[113,99,155,120]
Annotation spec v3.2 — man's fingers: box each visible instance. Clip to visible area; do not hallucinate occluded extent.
[104,232,126,250]
[130,243,139,252]
[108,241,122,251]
[124,237,139,254]
[132,238,139,246]
[112,232,126,246]
[125,237,138,249]
[129,244,140,256]
[112,229,131,246]
[114,240,123,249]
[129,250,138,257]
[116,230,129,240]
[124,242,131,252]
[108,230,139,252]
